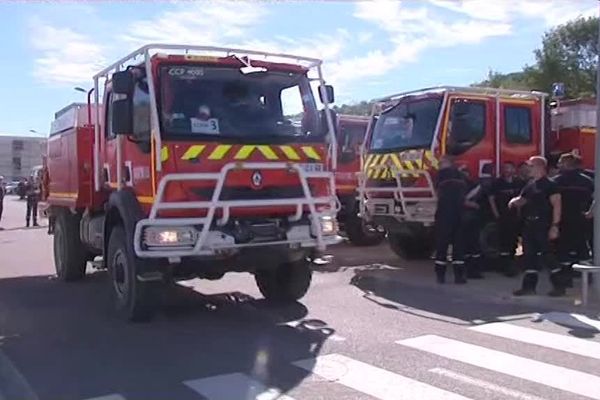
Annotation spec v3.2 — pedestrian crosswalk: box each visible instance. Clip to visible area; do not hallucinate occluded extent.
[83,319,600,400]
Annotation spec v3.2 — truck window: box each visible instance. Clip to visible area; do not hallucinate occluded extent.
[446,100,485,155]
[160,65,320,142]
[132,78,151,140]
[106,92,116,140]
[505,106,532,144]
[340,124,365,152]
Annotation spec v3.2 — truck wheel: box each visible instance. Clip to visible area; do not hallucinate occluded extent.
[388,232,431,260]
[345,212,385,246]
[255,259,312,302]
[53,212,87,281]
[107,225,162,322]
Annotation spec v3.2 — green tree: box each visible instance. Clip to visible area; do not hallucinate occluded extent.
[527,16,598,97]
[333,100,374,116]
[473,69,532,90]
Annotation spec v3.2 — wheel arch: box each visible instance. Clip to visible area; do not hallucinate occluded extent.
[103,189,145,264]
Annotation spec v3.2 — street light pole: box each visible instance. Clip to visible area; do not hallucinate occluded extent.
[594,4,600,267]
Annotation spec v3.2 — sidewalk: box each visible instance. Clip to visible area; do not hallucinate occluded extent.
[322,241,600,316]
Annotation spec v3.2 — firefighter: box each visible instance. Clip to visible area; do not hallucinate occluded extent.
[461,168,484,279]
[509,156,563,296]
[434,156,468,284]
[554,153,594,287]
[488,161,524,276]
[25,176,40,227]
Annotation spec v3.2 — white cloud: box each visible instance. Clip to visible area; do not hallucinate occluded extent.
[121,2,267,47]
[346,0,511,86]
[29,18,107,85]
[430,0,597,26]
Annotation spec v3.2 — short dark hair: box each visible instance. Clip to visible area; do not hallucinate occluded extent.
[558,153,577,168]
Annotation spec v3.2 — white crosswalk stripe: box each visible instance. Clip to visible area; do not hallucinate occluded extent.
[398,333,600,400]
[184,372,297,400]
[78,322,600,400]
[293,353,473,400]
[470,321,600,360]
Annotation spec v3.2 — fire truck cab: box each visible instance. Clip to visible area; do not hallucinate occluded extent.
[46,44,341,321]
[358,86,547,259]
[335,115,384,246]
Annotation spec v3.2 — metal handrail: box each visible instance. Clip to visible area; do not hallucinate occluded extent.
[94,44,322,79]
[375,85,548,103]
[133,161,338,258]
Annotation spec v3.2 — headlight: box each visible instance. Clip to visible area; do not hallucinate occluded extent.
[143,226,197,248]
[319,216,338,235]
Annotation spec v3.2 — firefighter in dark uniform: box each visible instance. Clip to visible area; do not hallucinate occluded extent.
[25,176,40,227]
[488,161,525,276]
[509,156,562,296]
[434,156,468,284]
[461,168,485,279]
[554,153,594,288]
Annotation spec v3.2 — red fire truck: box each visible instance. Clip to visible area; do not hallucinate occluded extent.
[358,86,549,259]
[335,115,384,246]
[46,44,341,321]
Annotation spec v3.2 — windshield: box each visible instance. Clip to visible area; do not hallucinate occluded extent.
[370,97,442,151]
[159,64,321,142]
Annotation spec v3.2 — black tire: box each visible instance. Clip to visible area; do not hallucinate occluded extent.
[388,232,432,260]
[53,211,87,281]
[107,225,162,322]
[345,212,385,247]
[255,259,312,302]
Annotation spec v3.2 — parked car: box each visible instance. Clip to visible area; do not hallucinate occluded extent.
[5,181,20,194]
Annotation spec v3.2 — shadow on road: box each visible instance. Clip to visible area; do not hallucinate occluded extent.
[0,272,327,400]
[349,267,555,327]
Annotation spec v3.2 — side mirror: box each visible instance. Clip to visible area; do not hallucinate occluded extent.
[319,85,335,104]
[112,98,132,135]
[112,70,134,95]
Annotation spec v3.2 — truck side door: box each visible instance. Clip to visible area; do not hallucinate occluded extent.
[498,100,540,167]
[445,97,494,177]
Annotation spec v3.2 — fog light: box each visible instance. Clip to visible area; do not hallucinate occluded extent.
[320,216,338,235]
[143,226,197,248]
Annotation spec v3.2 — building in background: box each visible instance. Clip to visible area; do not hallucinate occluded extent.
[0,133,47,180]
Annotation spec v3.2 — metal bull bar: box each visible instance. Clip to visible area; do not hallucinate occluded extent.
[357,164,437,223]
[133,162,340,258]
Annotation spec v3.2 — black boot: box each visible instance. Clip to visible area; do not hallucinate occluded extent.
[25,219,30,228]
[434,262,446,284]
[513,271,538,296]
[502,256,519,277]
[453,262,467,284]
[467,255,484,279]
[549,268,567,297]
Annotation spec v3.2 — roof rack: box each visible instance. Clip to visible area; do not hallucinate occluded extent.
[94,43,323,79]
[376,85,547,103]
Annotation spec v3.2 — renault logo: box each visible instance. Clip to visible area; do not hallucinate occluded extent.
[251,171,263,189]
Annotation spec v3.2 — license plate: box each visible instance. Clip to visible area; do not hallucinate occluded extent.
[374,204,390,215]
[297,163,324,173]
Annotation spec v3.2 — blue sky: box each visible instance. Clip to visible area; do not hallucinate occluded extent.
[0,0,597,136]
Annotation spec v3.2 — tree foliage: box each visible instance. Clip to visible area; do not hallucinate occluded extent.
[473,17,598,98]
[332,100,375,116]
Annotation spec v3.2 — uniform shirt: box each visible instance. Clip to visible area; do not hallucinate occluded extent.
[553,169,594,220]
[491,177,525,216]
[435,167,467,215]
[520,176,558,221]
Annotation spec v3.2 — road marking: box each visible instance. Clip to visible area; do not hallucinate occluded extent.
[398,334,600,400]
[82,395,126,400]
[293,353,472,400]
[430,368,546,400]
[184,373,296,400]
[471,322,600,360]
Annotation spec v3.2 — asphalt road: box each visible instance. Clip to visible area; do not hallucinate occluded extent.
[0,196,600,400]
